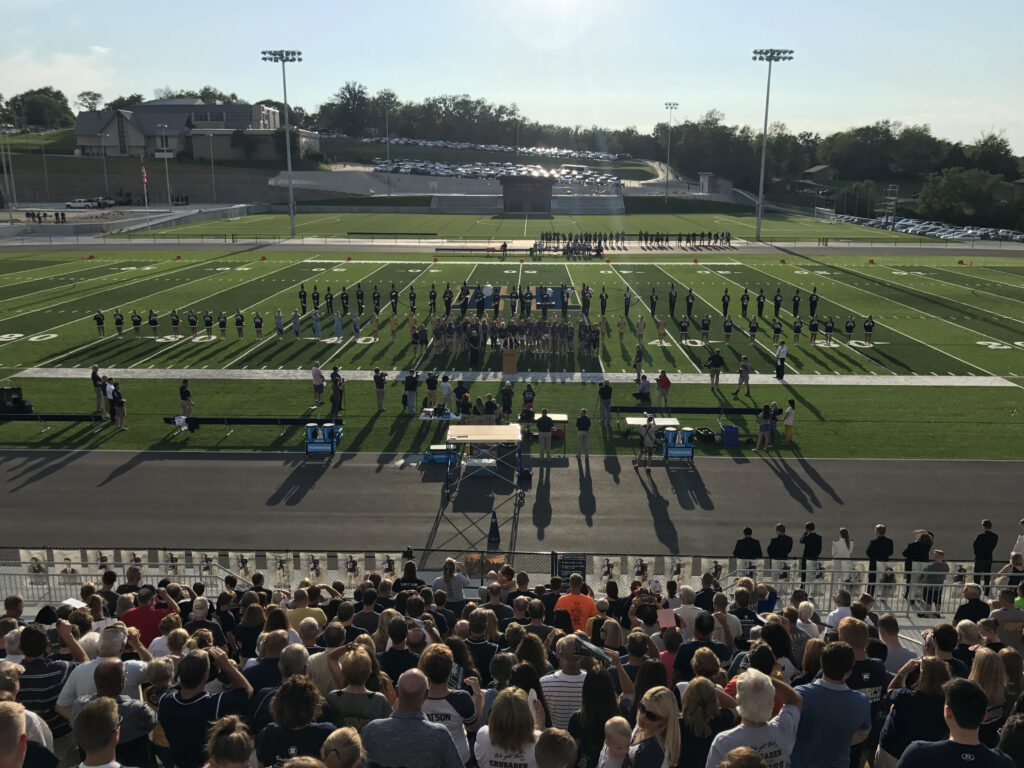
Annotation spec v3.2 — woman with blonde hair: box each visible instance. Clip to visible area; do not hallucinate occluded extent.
[433,557,471,616]
[796,601,819,639]
[876,657,950,767]
[324,646,391,732]
[679,677,738,768]
[474,687,541,768]
[320,727,365,768]
[351,633,396,705]
[371,609,402,654]
[599,618,627,655]
[628,685,680,768]
[204,715,254,768]
[970,647,1008,746]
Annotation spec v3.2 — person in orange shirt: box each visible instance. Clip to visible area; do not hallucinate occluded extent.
[554,573,598,632]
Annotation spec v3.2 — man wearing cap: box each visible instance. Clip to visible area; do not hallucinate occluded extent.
[119,585,179,647]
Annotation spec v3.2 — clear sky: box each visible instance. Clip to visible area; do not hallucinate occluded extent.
[3,0,1022,152]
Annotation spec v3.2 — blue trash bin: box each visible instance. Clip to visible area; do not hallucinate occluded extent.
[721,425,739,447]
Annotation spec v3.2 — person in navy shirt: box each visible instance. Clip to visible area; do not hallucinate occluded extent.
[673,612,731,684]
[897,678,1015,768]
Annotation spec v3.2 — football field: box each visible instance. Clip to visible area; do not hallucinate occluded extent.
[0,246,1022,459]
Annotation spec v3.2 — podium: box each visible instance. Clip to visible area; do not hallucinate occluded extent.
[502,348,517,375]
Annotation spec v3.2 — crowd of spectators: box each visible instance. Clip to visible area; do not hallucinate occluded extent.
[2,557,1024,768]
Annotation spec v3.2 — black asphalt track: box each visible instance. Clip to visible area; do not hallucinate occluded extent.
[1,449,1018,559]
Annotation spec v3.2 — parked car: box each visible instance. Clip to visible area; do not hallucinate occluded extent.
[66,199,96,209]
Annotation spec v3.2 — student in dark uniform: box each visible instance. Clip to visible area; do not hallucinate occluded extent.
[792,315,803,346]
[509,286,519,316]
[312,286,320,312]
[800,522,824,585]
[700,314,711,344]
[113,308,125,338]
[649,288,657,316]
[845,316,856,343]
[772,318,783,345]
[234,309,244,339]
[253,312,263,339]
[170,309,180,338]
[325,287,334,314]
[372,286,381,315]
[721,288,730,316]
[773,289,783,318]
[740,289,750,318]
[216,311,227,338]
[94,309,105,337]
[299,284,307,314]
[389,284,399,314]
[459,285,469,316]
[824,316,834,345]
[475,287,485,317]
[340,286,349,315]
[623,288,632,317]
[767,524,794,560]
[865,524,894,596]
[579,285,589,317]
[600,287,608,315]
[356,283,365,314]
[685,288,695,317]
[428,284,437,314]
[864,315,875,344]
[443,284,453,316]
[522,287,533,317]
[187,310,198,339]
[678,315,689,343]
[180,379,193,418]
[203,311,213,338]
[808,287,819,317]
[756,289,766,318]
[808,315,820,345]
[723,315,734,343]
[148,309,159,338]
[792,288,801,318]
[409,286,417,314]
[973,520,999,592]
[748,317,758,343]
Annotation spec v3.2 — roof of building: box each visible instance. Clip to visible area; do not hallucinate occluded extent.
[141,98,206,106]
[73,109,191,138]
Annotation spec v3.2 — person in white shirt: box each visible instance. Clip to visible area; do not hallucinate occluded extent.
[539,636,587,729]
[796,602,819,639]
[1012,518,1024,560]
[674,586,704,640]
[825,590,853,630]
[55,624,151,719]
[877,613,918,674]
[440,375,454,412]
[831,528,855,560]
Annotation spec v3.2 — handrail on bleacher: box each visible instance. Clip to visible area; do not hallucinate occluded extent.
[609,405,760,416]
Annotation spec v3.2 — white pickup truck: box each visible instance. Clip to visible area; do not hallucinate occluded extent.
[66,198,96,209]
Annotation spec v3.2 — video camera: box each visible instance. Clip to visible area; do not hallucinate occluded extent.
[574,636,612,664]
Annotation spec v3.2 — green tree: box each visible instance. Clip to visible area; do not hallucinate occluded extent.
[273,127,301,160]
[892,124,946,178]
[965,132,1019,178]
[105,93,144,111]
[918,167,1003,226]
[8,87,74,127]
[75,90,103,111]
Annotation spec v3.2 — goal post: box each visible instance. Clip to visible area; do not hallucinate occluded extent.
[814,206,837,223]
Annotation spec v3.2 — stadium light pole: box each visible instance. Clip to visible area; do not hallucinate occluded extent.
[156,123,173,211]
[207,131,216,203]
[262,49,302,237]
[664,101,678,202]
[385,109,391,198]
[97,133,109,197]
[752,48,793,241]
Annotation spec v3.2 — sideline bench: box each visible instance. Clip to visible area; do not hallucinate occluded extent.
[161,415,334,438]
[0,412,107,433]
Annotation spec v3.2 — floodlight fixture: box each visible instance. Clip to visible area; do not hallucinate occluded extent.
[664,102,679,202]
[261,49,303,236]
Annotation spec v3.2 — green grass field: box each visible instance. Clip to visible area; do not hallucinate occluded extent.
[0,247,1021,458]
[129,210,930,243]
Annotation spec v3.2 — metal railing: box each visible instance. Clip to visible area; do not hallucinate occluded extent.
[0,547,990,622]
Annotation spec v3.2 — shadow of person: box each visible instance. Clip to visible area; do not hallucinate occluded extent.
[793,450,844,504]
[266,457,331,507]
[577,457,596,527]
[603,452,621,485]
[758,456,814,513]
[637,469,680,553]
[532,465,552,540]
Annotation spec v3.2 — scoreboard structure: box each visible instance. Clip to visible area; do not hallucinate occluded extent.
[499,175,556,213]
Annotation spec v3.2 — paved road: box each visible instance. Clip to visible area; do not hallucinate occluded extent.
[1,449,1018,559]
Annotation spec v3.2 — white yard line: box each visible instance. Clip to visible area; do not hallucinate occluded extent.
[128,337,191,369]
[739,260,1004,379]
[13,366,1017,387]
[2,261,141,305]
[827,264,1024,358]
[609,264,702,373]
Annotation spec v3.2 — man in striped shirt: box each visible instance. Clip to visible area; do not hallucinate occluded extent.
[16,621,87,766]
[540,635,587,729]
